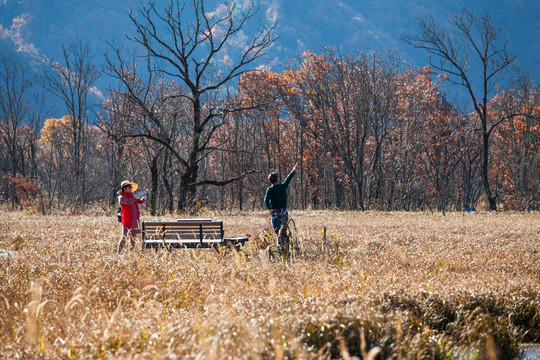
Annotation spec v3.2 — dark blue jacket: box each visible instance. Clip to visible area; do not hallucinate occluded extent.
[264,170,296,210]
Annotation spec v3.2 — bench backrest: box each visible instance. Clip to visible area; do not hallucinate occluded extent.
[176,218,212,222]
[142,221,224,242]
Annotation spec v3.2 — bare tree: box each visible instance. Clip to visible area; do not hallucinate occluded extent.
[0,57,33,204]
[403,9,517,210]
[365,53,399,209]
[43,40,102,208]
[105,0,276,211]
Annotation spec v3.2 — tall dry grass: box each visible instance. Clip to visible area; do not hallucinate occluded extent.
[0,209,538,359]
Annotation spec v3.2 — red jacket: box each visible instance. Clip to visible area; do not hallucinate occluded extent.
[119,192,144,229]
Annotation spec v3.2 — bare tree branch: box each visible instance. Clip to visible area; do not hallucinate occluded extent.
[190,169,259,187]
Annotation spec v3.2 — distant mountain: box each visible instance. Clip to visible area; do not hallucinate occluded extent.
[276,0,540,75]
[1,0,539,96]
[0,0,139,64]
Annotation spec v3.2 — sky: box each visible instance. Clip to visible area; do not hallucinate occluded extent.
[1,0,539,107]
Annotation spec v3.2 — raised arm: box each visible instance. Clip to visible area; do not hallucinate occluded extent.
[282,162,299,187]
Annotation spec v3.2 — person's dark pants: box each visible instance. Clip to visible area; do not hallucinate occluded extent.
[271,208,288,234]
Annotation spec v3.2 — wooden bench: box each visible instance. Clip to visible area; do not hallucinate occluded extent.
[141,219,248,250]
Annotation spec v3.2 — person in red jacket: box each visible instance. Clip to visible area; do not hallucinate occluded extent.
[118,180,147,254]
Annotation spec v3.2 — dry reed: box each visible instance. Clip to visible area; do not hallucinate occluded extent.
[0,209,538,359]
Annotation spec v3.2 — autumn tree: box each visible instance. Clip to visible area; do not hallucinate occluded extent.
[104,0,276,211]
[38,116,72,208]
[362,54,399,209]
[295,50,370,209]
[396,68,464,213]
[488,77,540,209]
[235,71,301,209]
[403,9,519,210]
[237,65,333,209]
[287,50,400,210]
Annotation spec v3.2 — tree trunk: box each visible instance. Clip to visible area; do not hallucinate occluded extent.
[177,158,198,212]
[161,152,174,214]
[176,93,201,212]
[150,154,159,216]
[481,132,497,211]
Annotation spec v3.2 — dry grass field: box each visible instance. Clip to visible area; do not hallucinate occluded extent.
[0,208,539,359]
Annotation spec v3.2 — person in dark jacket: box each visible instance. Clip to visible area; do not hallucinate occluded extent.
[264,162,298,235]
[118,180,147,254]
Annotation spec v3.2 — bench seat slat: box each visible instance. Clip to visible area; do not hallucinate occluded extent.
[144,229,222,233]
[144,227,222,232]
[145,234,222,240]
[144,229,223,234]
[144,225,221,229]
[144,229,222,234]
[143,221,222,227]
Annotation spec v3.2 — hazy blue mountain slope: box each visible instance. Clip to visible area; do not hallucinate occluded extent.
[1,0,538,81]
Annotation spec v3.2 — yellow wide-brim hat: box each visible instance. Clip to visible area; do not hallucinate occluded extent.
[120,180,138,192]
